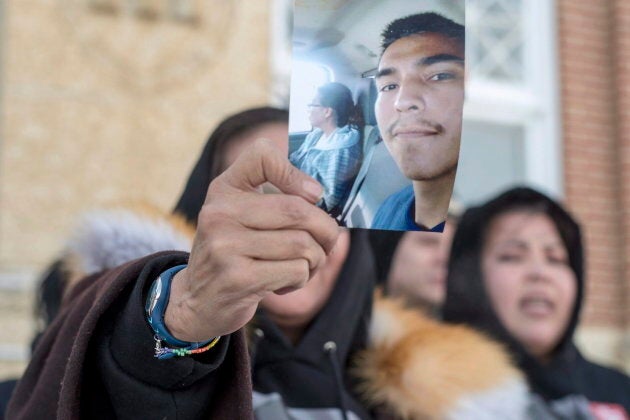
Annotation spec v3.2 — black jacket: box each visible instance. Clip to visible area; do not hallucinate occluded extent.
[250,229,375,419]
[7,252,252,419]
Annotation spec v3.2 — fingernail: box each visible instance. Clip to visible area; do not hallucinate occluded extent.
[302,180,323,201]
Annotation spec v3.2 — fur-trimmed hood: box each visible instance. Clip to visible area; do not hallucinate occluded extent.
[62,205,194,287]
[61,208,530,419]
[358,293,528,419]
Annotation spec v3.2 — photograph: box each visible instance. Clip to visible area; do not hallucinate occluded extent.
[288,0,465,232]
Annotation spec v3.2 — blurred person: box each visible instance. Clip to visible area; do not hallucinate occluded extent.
[443,187,630,418]
[7,139,531,419]
[371,13,465,232]
[0,107,289,419]
[386,203,461,315]
[290,82,362,216]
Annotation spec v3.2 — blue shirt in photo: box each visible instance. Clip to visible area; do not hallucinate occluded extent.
[371,185,445,232]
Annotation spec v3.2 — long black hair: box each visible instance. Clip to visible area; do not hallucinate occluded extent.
[173,107,289,224]
[317,82,364,130]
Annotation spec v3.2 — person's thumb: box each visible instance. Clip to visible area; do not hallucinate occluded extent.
[216,138,323,204]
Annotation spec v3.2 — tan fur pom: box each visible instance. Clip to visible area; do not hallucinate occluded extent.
[62,203,195,295]
[353,291,527,419]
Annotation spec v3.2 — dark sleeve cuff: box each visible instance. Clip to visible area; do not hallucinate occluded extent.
[108,252,230,389]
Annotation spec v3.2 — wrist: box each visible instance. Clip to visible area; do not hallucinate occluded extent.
[165,268,225,342]
[145,265,190,346]
[164,269,204,342]
[146,265,222,359]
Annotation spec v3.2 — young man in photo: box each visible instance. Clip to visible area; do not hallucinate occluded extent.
[371,13,465,232]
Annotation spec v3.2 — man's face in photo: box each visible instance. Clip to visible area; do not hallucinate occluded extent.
[375,32,464,181]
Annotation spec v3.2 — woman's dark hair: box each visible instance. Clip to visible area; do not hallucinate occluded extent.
[317,82,364,129]
[443,187,584,359]
[173,107,288,224]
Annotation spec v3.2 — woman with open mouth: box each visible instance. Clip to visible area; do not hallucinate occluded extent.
[442,186,630,419]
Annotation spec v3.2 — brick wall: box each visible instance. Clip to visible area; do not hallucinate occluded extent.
[611,0,630,363]
[558,0,629,366]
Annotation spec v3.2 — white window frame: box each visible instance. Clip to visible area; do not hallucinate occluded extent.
[269,0,293,107]
[464,0,563,199]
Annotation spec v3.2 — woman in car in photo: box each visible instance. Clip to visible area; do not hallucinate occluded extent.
[290,82,362,216]
[443,187,630,418]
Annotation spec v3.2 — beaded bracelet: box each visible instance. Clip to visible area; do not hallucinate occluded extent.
[154,335,221,360]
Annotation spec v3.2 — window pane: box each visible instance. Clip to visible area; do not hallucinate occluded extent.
[288,61,331,132]
[467,0,524,84]
[454,120,526,205]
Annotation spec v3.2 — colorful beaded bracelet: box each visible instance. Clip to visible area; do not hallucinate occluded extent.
[153,335,221,360]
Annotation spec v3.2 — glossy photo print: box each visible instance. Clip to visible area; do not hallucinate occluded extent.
[288,0,465,232]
